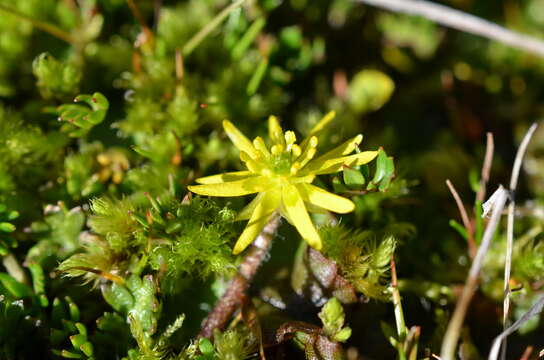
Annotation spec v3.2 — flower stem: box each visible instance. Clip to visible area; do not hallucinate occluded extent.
[0,4,75,44]
[199,213,280,339]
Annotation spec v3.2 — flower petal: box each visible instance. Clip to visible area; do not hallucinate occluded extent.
[297,183,355,214]
[308,110,336,136]
[302,150,378,175]
[300,111,335,149]
[281,184,321,250]
[268,115,285,146]
[196,171,255,184]
[312,134,363,162]
[223,120,259,158]
[188,176,277,197]
[233,191,280,254]
[235,193,264,221]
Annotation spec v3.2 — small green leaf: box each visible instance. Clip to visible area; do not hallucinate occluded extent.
[449,219,468,240]
[198,338,214,355]
[101,282,134,315]
[79,341,94,357]
[70,334,87,348]
[318,297,346,338]
[332,326,352,342]
[348,70,395,114]
[66,296,80,322]
[75,322,87,336]
[343,166,366,187]
[60,349,83,359]
[0,222,15,232]
[0,273,34,298]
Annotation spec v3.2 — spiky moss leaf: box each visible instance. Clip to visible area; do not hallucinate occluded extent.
[89,197,144,252]
[149,197,238,294]
[321,225,396,300]
[32,53,81,100]
[214,326,257,360]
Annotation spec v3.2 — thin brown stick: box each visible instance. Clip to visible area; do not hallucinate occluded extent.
[440,186,509,360]
[519,346,533,360]
[501,123,538,359]
[476,133,495,204]
[446,179,476,258]
[355,0,544,58]
[0,3,75,44]
[199,214,281,338]
[126,0,154,42]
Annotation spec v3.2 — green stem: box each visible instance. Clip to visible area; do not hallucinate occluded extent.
[183,0,247,56]
[391,257,407,360]
[0,4,75,44]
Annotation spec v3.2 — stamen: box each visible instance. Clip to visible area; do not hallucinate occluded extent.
[285,131,296,147]
[291,144,302,158]
[271,144,284,155]
[290,162,301,175]
[268,115,285,146]
[296,136,318,167]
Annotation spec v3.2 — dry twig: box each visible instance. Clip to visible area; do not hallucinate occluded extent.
[501,123,538,359]
[355,0,544,58]
[199,214,280,338]
[446,179,476,258]
[440,186,509,360]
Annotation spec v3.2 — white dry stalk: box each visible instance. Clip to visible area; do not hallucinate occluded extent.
[440,186,509,360]
[501,123,538,359]
[354,0,544,58]
[489,296,544,360]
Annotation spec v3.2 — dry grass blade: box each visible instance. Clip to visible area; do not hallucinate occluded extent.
[355,0,544,57]
[476,133,494,203]
[440,186,509,360]
[489,296,544,360]
[501,123,538,359]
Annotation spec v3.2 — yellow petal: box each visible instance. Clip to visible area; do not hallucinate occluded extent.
[223,120,259,158]
[297,183,355,214]
[188,176,277,197]
[233,191,280,254]
[281,184,321,250]
[299,111,335,149]
[314,134,363,161]
[253,136,270,159]
[308,110,335,136]
[235,193,264,220]
[196,171,255,184]
[268,115,285,146]
[302,150,378,175]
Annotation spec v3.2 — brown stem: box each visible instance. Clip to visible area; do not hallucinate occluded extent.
[199,214,281,338]
[446,179,476,258]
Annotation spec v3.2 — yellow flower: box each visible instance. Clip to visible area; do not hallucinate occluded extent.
[188,112,378,254]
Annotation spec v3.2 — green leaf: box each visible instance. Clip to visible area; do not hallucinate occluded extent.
[343,166,366,187]
[101,283,134,315]
[198,338,215,356]
[348,70,395,114]
[79,341,94,357]
[0,273,34,298]
[70,333,87,348]
[0,222,15,232]
[318,298,347,339]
